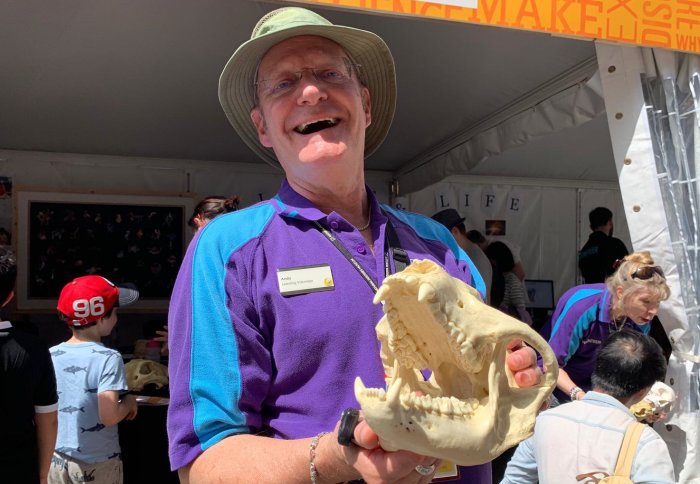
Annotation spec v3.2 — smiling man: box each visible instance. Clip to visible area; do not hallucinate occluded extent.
[167,7,541,483]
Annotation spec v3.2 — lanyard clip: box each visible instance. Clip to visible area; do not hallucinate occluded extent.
[391,247,409,273]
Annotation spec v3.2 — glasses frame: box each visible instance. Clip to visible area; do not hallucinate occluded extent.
[254,57,361,101]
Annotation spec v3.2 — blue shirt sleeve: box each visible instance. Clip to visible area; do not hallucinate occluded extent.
[501,437,538,484]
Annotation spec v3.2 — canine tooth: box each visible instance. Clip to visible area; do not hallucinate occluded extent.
[354,377,366,397]
[417,283,435,303]
[373,286,389,304]
[387,377,402,407]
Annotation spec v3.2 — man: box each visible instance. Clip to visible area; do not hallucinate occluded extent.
[168,7,541,483]
[432,208,493,304]
[0,246,58,484]
[502,329,674,483]
[579,206,629,283]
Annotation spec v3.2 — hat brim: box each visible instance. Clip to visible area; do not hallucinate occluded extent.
[116,283,140,308]
[218,22,396,168]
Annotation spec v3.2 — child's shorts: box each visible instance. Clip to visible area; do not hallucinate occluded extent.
[48,452,122,484]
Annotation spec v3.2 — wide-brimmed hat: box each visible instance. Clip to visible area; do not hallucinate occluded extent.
[218,7,397,168]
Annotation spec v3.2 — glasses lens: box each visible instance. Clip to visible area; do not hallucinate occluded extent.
[632,266,665,280]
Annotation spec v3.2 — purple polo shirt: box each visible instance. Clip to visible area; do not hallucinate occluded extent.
[167,181,488,482]
[546,284,650,400]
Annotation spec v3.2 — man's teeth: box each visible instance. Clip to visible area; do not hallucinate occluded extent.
[295,118,338,134]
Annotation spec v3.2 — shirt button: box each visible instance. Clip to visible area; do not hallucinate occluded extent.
[357,245,367,255]
[330,221,339,229]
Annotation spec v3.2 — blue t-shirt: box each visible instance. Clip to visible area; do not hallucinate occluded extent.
[50,341,128,463]
[167,181,488,482]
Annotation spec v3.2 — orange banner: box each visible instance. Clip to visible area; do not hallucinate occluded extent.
[293,0,700,53]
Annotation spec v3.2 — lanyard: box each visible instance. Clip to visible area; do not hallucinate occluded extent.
[313,213,409,293]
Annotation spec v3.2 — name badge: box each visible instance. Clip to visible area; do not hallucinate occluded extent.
[277,264,335,296]
[434,460,459,480]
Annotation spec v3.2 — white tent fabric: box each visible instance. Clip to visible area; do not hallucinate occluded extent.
[396,60,605,194]
[402,175,629,303]
[597,42,700,483]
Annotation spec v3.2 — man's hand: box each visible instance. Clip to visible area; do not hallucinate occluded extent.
[335,414,439,484]
[506,339,541,388]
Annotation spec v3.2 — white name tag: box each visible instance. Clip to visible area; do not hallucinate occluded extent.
[435,460,459,480]
[277,264,335,296]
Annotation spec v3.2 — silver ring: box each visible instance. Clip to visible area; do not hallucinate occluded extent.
[415,464,436,476]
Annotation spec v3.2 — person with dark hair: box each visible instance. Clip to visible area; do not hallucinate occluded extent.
[546,251,670,404]
[486,241,532,325]
[578,206,629,283]
[187,195,240,232]
[502,329,674,483]
[49,276,140,483]
[0,227,10,246]
[432,209,493,304]
[0,246,58,484]
[167,6,542,483]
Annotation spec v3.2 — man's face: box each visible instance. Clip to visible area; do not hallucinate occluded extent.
[250,36,371,188]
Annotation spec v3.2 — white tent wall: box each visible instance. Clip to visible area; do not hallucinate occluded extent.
[0,148,395,234]
[400,174,630,303]
[596,43,699,483]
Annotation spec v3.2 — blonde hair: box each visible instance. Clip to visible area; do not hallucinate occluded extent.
[607,251,670,321]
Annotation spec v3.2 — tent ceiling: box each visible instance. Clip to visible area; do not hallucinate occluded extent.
[0,0,616,184]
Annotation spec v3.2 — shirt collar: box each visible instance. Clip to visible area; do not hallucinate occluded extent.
[274,180,384,227]
[0,320,12,330]
[582,390,634,415]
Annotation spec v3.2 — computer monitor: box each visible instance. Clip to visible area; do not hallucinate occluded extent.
[524,279,555,310]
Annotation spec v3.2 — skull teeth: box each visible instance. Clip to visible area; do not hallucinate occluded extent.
[417,282,436,303]
[398,393,478,418]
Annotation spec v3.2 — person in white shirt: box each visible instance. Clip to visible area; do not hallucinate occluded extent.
[501,328,675,484]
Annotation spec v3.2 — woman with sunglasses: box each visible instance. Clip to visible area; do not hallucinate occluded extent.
[545,251,670,404]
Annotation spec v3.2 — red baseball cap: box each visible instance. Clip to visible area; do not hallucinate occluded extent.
[57,275,139,326]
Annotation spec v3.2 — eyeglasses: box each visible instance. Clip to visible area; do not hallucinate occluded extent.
[631,265,665,280]
[255,59,360,99]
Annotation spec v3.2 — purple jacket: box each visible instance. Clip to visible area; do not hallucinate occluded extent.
[546,284,650,400]
[167,181,487,482]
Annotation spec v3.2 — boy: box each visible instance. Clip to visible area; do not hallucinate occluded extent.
[49,276,139,484]
[0,245,58,484]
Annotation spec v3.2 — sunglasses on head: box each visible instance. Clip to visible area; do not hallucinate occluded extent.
[631,265,665,280]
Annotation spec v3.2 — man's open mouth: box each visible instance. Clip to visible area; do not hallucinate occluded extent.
[294,118,339,135]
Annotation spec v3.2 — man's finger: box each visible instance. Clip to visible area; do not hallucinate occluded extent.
[506,345,537,371]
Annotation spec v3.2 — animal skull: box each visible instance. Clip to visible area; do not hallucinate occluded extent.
[630,381,676,420]
[125,359,169,392]
[355,259,558,466]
